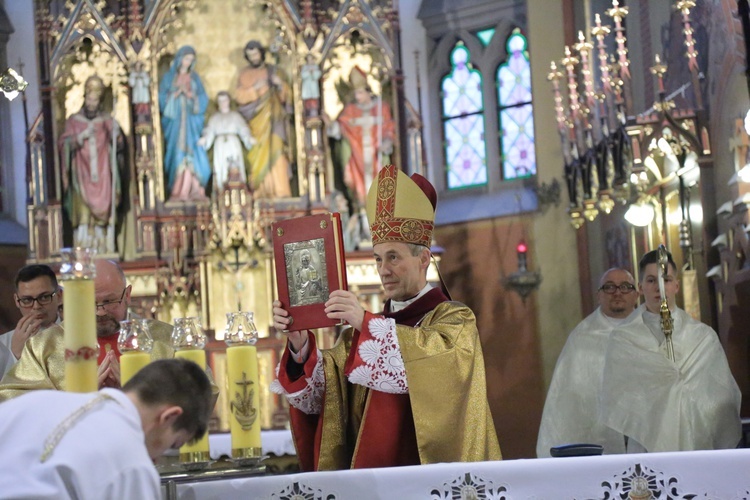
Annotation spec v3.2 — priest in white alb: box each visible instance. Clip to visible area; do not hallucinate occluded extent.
[599,249,741,453]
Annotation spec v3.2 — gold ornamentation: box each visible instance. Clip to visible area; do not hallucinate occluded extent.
[41,394,117,462]
[277,227,284,237]
[320,220,327,229]
[399,220,424,241]
[378,177,396,201]
[230,372,258,431]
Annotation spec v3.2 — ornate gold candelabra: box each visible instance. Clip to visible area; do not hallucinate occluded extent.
[548,0,706,233]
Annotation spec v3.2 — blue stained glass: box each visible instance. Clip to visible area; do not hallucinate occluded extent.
[476,28,496,47]
[442,45,483,117]
[442,41,487,189]
[497,29,536,180]
[501,104,535,179]
[445,115,487,189]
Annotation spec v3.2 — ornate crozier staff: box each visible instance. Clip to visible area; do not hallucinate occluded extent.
[657,244,675,362]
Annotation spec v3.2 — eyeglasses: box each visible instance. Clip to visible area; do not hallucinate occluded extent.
[598,283,636,294]
[95,286,129,312]
[17,291,57,308]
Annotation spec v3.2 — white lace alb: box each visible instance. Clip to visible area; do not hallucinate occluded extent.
[347,316,408,394]
[270,351,325,414]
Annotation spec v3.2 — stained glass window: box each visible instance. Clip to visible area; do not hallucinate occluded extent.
[441,41,487,189]
[476,28,495,47]
[497,29,536,180]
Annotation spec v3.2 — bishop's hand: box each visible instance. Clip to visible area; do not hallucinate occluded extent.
[272,300,307,352]
[324,290,365,331]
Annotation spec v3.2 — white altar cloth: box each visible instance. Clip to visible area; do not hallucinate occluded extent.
[209,431,296,459]
[174,448,750,499]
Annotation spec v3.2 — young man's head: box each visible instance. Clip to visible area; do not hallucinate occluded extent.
[122,358,213,460]
[638,249,679,314]
[93,260,132,337]
[14,264,61,328]
[597,267,638,319]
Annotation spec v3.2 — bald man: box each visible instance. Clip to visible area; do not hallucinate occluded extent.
[536,268,639,457]
[0,260,215,402]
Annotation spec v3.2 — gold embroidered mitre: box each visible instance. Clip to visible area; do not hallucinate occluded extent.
[366,164,437,247]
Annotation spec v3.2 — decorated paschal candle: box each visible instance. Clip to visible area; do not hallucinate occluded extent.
[225,312,262,460]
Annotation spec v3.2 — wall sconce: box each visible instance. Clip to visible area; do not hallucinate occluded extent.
[503,241,542,302]
[624,197,655,227]
[0,67,28,101]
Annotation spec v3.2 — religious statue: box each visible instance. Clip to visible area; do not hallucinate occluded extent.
[294,249,322,303]
[300,53,322,117]
[158,45,211,201]
[58,75,125,254]
[329,190,362,252]
[198,91,255,192]
[128,61,151,125]
[323,66,395,208]
[235,40,292,198]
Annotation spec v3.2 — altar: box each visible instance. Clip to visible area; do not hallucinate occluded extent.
[166,448,750,499]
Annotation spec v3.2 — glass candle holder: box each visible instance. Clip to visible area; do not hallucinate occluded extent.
[60,247,98,393]
[118,319,154,385]
[224,311,259,346]
[59,247,97,280]
[171,317,207,350]
[171,317,210,463]
[225,312,262,461]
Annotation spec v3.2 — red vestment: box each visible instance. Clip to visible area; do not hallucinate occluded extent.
[58,111,120,228]
[335,98,395,206]
[277,287,449,470]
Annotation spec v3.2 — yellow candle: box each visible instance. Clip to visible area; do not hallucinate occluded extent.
[120,351,151,385]
[63,279,97,393]
[226,345,261,456]
[174,348,206,368]
[174,349,210,461]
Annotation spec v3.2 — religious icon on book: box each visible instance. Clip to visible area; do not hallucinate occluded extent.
[288,244,327,306]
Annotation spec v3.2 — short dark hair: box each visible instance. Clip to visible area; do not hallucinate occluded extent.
[639,249,677,279]
[15,264,58,291]
[243,40,265,63]
[123,358,213,440]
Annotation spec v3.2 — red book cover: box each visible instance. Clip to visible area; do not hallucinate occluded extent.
[272,212,348,331]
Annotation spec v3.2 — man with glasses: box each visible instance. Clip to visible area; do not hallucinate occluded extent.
[599,249,741,453]
[1,265,62,378]
[0,260,192,400]
[537,267,639,457]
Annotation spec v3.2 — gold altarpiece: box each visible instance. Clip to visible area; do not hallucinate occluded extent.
[26,0,424,431]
